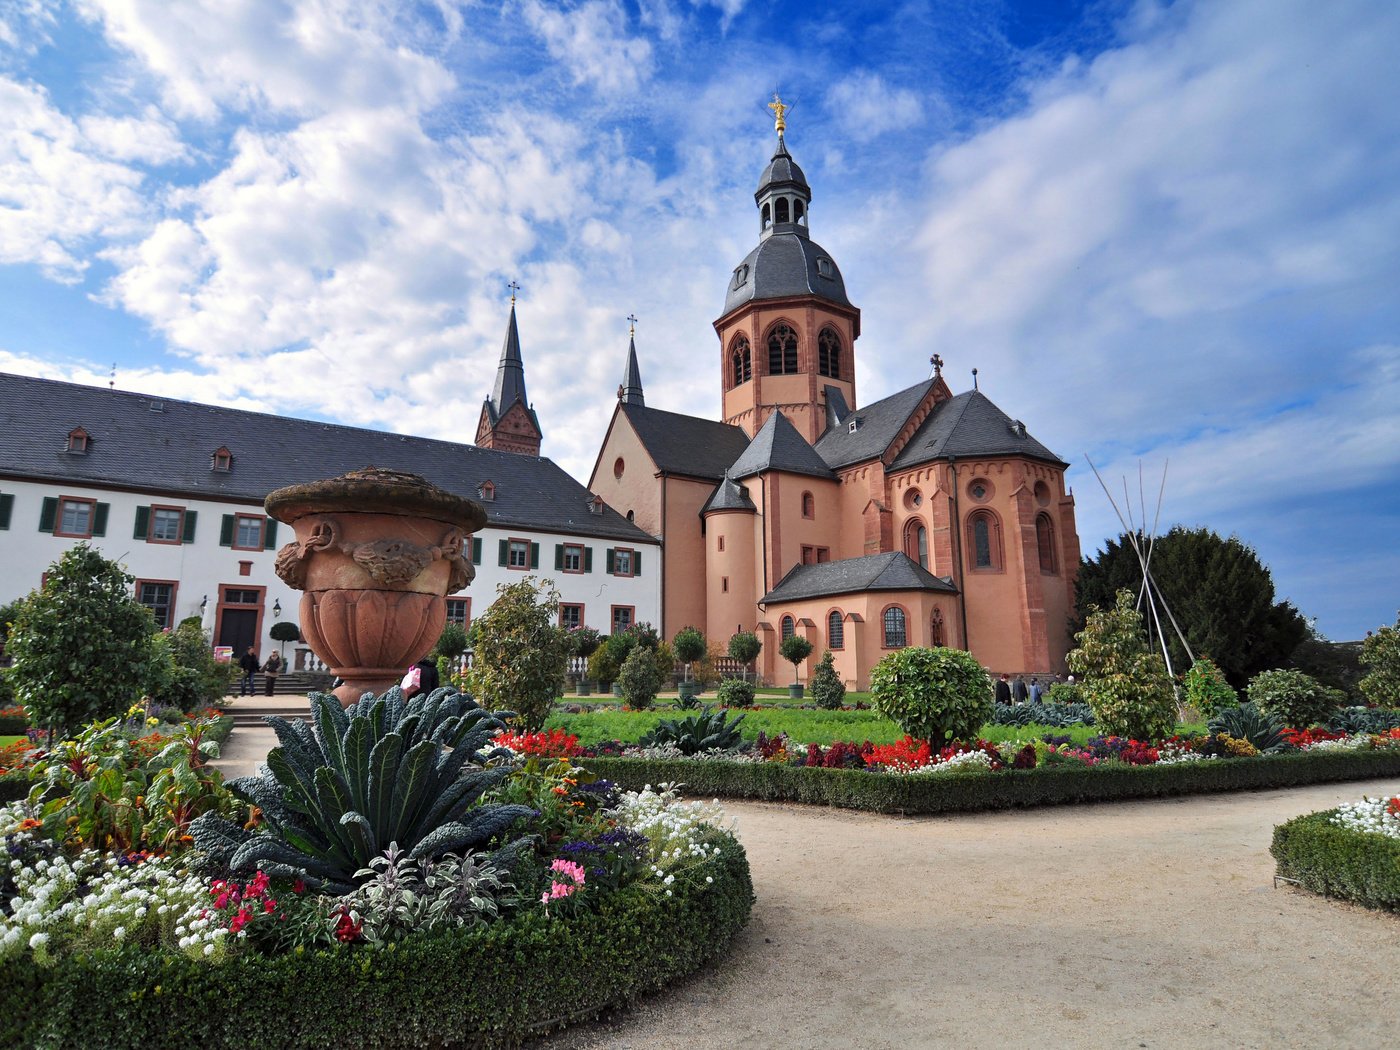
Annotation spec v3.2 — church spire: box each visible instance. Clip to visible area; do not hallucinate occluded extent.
[489,291,528,415]
[619,314,645,406]
[475,283,542,456]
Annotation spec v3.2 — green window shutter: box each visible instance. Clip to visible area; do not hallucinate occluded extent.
[472,537,482,564]
[633,550,642,576]
[530,542,540,569]
[606,548,615,574]
[219,514,234,547]
[0,493,12,530]
[182,510,198,543]
[91,502,109,537]
[134,506,150,540]
[584,547,593,573]
[264,518,278,549]
[498,539,508,566]
[39,497,57,533]
[554,544,564,570]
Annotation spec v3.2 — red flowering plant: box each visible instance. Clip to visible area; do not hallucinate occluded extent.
[865,736,934,772]
[204,870,334,953]
[495,728,581,759]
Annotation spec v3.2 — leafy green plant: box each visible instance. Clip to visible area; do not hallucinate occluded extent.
[618,644,662,711]
[869,646,993,744]
[809,651,846,710]
[672,627,707,682]
[1328,707,1400,734]
[8,544,157,739]
[433,622,469,660]
[191,689,536,893]
[588,646,619,688]
[1046,682,1083,705]
[1207,703,1288,753]
[155,621,237,711]
[728,631,762,681]
[1067,590,1176,740]
[1247,668,1335,729]
[1359,612,1400,707]
[466,577,569,731]
[779,634,813,686]
[1184,656,1237,719]
[340,843,512,947]
[716,677,755,708]
[638,706,746,755]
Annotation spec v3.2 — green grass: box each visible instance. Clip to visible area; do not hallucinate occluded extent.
[0,736,24,748]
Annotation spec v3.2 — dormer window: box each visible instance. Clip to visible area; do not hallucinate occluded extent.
[66,427,90,455]
[848,418,860,434]
[587,494,605,516]
[816,257,834,278]
[211,447,233,472]
[477,480,496,502]
[1010,420,1027,438]
[732,264,749,289]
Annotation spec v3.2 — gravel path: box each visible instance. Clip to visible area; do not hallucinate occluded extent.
[535,779,1400,1050]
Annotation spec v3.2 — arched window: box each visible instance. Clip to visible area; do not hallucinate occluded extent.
[761,203,771,229]
[731,337,752,386]
[780,615,795,640]
[775,197,790,223]
[795,200,805,225]
[801,491,815,519]
[828,610,844,650]
[904,519,928,569]
[967,510,1003,572]
[931,608,945,647]
[768,323,798,375]
[1036,513,1057,574]
[882,606,907,649]
[818,328,842,378]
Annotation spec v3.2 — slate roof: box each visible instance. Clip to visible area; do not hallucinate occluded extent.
[699,474,756,514]
[761,551,958,604]
[890,390,1065,470]
[755,134,809,197]
[813,379,935,470]
[484,303,538,430]
[722,233,851,316]
[618,402,751,481]
[0,372,654,543]
[728,410,835,481]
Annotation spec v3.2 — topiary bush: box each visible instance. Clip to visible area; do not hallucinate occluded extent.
[809,651,846,710]
[1247,668,1336,729]
[672,626,707,683]
[1067,590,1177,741]
[1045,681,1083,705]
[728,631,762,682]
[1184,656,1237,719]
[1359,612,1400,707]
[868,646,992,744]
[716,677,755,708]
[617,644,662,711]
[778,634,813,686]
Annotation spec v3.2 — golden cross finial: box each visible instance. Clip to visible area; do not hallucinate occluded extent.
[768,93,788,134]
[627,313,638,337]
[507,279,520,305]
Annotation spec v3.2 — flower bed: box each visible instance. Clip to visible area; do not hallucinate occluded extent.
[1271,796,1400,911]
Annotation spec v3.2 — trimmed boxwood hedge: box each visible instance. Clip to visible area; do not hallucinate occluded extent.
[0,836,752,1050]
[0,714,27,735]
[1271,811,1400,911]
[583,750,1400,815]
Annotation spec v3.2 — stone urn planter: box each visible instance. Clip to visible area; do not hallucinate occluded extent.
[265,468,486,707]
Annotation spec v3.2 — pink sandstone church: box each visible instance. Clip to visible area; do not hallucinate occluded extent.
[486,106,1083,690]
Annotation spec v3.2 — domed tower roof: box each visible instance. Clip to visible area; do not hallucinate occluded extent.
[755,135,809,197]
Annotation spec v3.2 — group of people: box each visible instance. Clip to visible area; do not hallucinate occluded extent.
[994,672,1073,705]
[238,646,283,697]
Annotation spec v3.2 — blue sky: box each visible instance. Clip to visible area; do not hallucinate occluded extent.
[1,0,1397,640]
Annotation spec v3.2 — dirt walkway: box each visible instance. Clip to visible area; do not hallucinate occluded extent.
[536,779,1400,1050]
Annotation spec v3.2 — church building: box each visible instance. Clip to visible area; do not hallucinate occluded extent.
[589,103,1081,689]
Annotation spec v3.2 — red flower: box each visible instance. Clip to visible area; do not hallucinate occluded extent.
[333,911,363,943]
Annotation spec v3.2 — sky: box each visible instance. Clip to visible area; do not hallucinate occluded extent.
[1,0,1397,640]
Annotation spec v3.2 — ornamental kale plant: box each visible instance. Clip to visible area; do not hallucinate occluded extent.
[191,688,536,894]
[869,646,993,744]
[1207,703,1288,753]
[639,706,746,755]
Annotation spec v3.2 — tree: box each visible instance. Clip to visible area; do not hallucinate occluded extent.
[617,644,662,711]
[7,543,157,738]
[465,577,568,731]
[269,620,302,659]
[1182,657,1237,719]
[778,634,813,686]
[672,626,707,682]
[869,646,993,744]
[432,622,469,660]
[1067,589,1176,740]
[728,631,762,683]
[809,651,846,710]
[156,620,237,711]
[1247,668,1335,729]
[1075,526,1308,688]
[1359,612,1400,707]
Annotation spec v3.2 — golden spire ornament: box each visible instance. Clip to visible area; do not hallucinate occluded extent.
[768,93,789,134]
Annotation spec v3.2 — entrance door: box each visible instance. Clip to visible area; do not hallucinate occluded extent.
[218,608,258,653]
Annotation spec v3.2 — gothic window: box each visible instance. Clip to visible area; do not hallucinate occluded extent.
[731,337,752,386]
[828,610,844,650]
[1036,513,1058,574]
[967,510,1003,572]
[818,328,842,379]
[801,491,814,518]
[905,519,928,569]
[775,197,790,223]
[767,323,798,375]
[882,606,907,649]
[781,615,795,640]
[931,608,945,647]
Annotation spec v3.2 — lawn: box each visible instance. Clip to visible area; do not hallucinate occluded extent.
[0,736,24,748]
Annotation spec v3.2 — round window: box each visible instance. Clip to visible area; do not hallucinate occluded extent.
[968,479,993,502]
[903,488,923,510]
[1034,480,1052,507]
[613,457,625,480]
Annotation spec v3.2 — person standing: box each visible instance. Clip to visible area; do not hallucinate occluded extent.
[1012,676,1029,704]
[238,646,259,696]
[994,674,1012,705]
[262,650,283,696]
[1029,677,1042,704]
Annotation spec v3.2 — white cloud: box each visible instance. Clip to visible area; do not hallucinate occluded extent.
[827,71,925,142]
[79,108,188,164]
[520,0,654,96]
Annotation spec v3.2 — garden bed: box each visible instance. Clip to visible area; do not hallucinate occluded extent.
[0,834,752,1050]
[582,749,1400,815]
[1272,805,1400,912]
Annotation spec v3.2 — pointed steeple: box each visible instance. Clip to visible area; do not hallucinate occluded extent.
[620,315,645,406]
[489,299,529,418]
[475,285,542,456]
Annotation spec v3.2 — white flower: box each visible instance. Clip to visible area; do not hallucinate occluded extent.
[28,932,48,950]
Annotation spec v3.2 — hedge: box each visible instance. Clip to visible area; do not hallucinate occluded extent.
[0,836,753,1050]
[582,750,1400,815]
[0,714,26,736]
[1271,811,1400,911]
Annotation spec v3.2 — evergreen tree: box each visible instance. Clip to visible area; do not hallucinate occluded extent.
[465,577,567,731]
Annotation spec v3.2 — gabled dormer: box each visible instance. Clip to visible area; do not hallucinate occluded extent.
[477,480,496,502]
[211,446,233,472]
[66,427,90,454]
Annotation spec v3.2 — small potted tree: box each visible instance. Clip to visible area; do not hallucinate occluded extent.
[571,626,601,696]
[728,630,762,686]
[672,626,707,707]
[269,620,302,661]
[779,634,814,700]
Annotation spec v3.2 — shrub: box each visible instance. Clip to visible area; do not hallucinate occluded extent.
[778,634,813,685]
[1046,682,1083,705]
[868,646,993,744]
[716,678,755,708]
[1359,612,1400,707]
[156,621,237,711]
[809,651,846,710]
[191,689,533,893]
[8,544,158,738]
[672,627,707,681]
[269,621,302,656]
[1247,668,1335,729]
[1328,707,1400,734]
[465,577,569,731]
[639,706,746,755]
[1068,589,1176,741]
[1207,703,1288,753]
[587,646,619,687]
[617,644,662,711]
[1272,809,1400,911]
[1184,657,1237,719]
[728,631,762,680]
[432,622,469,660]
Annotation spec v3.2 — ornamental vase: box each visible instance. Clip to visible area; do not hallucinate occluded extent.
[265,468,486,707]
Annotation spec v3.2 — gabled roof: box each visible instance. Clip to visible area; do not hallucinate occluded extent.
[761,551,958,604]
[700,474,756,515]
[0,373,654,544]
[813,379,935,470]
[729,410,835,481]
[617,402,751,481]
[890,389,1065,470]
